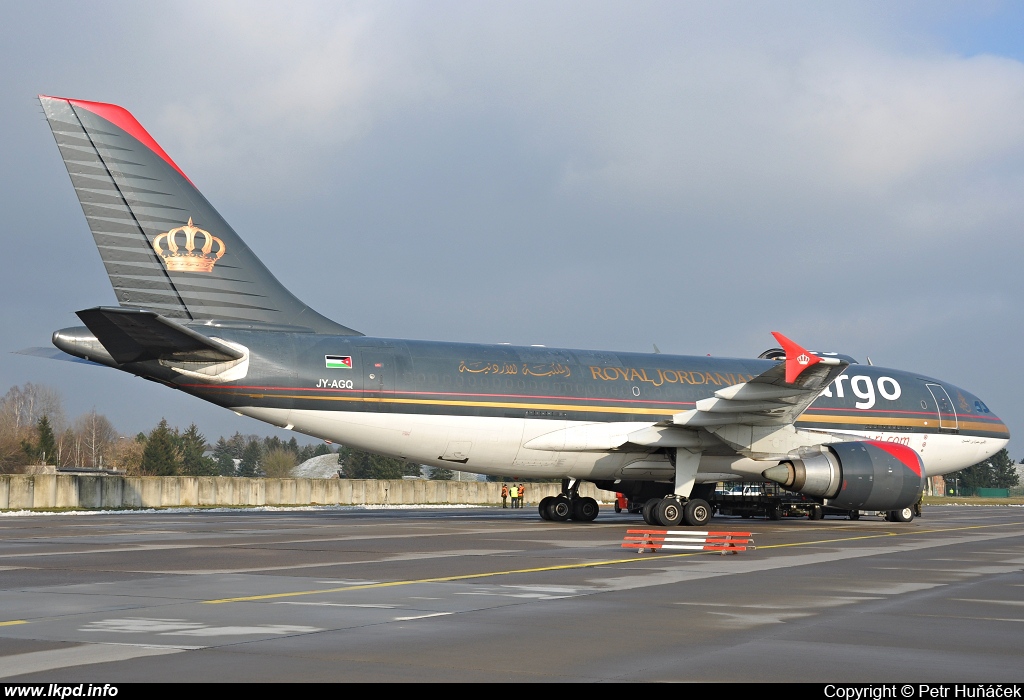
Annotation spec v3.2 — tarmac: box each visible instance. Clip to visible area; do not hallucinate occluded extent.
[0,504,1022,682]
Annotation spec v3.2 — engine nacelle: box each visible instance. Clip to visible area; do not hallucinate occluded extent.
[762,441,925,511]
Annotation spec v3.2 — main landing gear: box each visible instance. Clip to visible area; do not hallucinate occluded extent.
[638,448,713,527]
[538,479,600,522]
[641,496,712,527]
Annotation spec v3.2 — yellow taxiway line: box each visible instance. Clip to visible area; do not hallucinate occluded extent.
[203,520,1023,605]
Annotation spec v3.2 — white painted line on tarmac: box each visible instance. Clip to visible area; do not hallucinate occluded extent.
[952,598,1024,607]
[79,618,322,637]
[128,549,510,575]
[0,643,187,680]
[273,602,398,608]
[393,612,452,621]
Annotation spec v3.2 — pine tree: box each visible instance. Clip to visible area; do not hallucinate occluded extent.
[300,442,331,463]
[140,419,180,476]
[23,415,58,464]
[237,438,263,477]
[212,437,237,475]
[179,424,217,476]
[951,448,1020,492]
[338,446,417,479]
[36,415,57,464]
[989,449,1019,488]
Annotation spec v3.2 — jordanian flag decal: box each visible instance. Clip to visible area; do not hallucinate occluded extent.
[325,355,353,369]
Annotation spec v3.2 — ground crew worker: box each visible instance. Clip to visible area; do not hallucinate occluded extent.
[519,484,526,508]
[510,484,519,509]
[501,484,509,508]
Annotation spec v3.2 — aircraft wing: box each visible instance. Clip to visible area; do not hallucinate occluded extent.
[76,307,244,364]
[672,332,848,428]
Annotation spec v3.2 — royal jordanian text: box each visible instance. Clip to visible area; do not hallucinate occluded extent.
[824,686,1021,699]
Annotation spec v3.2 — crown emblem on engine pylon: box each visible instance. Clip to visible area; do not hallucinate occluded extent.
[152,218,226,273]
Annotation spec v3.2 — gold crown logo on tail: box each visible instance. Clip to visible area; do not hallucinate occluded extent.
[152,218,226,272]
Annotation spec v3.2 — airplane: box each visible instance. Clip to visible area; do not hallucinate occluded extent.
[31,95,1010,526]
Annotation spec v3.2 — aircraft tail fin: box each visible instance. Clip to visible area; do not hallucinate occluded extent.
[39,95,360,335]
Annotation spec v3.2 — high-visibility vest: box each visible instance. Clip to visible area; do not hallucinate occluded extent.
[501,486,508,497]
[510,486,518,498]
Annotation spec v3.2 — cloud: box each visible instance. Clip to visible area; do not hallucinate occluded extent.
[4,1,1023,443]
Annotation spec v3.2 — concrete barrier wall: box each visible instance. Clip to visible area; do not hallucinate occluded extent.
[0,474,616,510]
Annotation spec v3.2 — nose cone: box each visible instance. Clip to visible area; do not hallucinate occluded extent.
[970,401,1010,462]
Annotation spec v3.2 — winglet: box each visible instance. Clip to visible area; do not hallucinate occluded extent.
[771,332,821,384]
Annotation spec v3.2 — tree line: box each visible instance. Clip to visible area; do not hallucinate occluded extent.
[2,382,446,479]
[1,382,332,477]
[947,448,1019,493]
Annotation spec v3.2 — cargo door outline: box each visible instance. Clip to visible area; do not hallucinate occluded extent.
[925,383,958,431]
[363,347,396,412]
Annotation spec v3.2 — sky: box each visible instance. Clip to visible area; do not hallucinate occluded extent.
[1,1,1022,454]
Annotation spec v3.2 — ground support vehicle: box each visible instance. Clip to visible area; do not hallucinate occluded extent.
[709,482,856,520]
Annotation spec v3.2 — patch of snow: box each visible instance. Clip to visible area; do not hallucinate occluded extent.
[292,453,342,479]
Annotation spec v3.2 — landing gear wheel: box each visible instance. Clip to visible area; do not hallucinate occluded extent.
[655,498,684,527]
[848,509,860,521]
[538,496,555,521]
[642,499,661,526]
[891,507,914,523]
[547,497,571,521]
[683,499,712,527]
[572,497,600,522]
[808,504,823,520]
[766,502,782,521]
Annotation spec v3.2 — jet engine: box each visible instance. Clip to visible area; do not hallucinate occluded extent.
[762,441,925,511]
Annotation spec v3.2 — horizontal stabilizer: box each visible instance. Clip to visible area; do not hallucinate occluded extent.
[14,346,102,366]
[76,307,243,364]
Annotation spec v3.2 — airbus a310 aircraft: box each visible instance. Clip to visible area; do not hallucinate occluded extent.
[32,95,1009,526]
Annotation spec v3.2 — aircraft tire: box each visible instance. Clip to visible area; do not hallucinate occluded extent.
[683,499,712,527]
[808,505,824,520]
[642,499,661,526]
[891,507,914,523]
[572,497,600,522]
[549,497,572,522]
[655,498,684,527]
[849,510,860,521]
[538,496,555,520]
